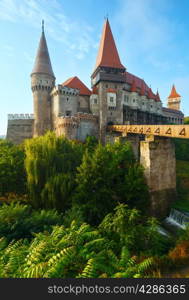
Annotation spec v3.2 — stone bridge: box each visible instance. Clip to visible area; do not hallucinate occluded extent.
[107,124,189,218]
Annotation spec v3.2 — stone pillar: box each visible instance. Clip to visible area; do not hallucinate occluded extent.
[140,136,176,218]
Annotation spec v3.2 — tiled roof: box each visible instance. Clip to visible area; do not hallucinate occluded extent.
[168,85,181,99]
[62,76,91,96]
[94,19,125,70]
[130,79,137,92]
[123,72,160,102]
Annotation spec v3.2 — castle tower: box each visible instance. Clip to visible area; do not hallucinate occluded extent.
[31,21,55,137]
[91,18,126,143]
[167,84,181,111]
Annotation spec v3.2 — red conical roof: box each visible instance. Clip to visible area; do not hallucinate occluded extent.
[94,19,125,70]
[62,76,91,96]
[130,79,137,92]
[168,85,181,98]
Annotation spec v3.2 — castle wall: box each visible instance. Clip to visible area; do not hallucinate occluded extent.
[6,114,34,144]
[78,95,90,113]
[55,113,98,141]
[51,85,79,131]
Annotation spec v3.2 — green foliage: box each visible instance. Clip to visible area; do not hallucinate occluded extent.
[75,141,149,225]
[0,216,159,278]
[24,132,83,210]
[99,204,166,255]
[0,140,26,196]
[174,139,189,161]
[0,203,62,241]
[173,160,189,212]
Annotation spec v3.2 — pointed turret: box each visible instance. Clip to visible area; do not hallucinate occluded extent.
[31,21,55,78]
[94,19,125,71]
[31,21,55,137]
[167,84,181,111]
[168,84,181,99]
[156,90,161,102]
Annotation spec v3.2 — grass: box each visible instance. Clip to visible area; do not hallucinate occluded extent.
[173,160,189,212]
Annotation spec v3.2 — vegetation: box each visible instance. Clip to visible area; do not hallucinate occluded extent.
[0,140,26,196]
[0,203,174,278]
[0,132,189,278]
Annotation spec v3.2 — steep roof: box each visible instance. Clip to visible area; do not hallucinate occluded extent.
[168,85,181,98]
[130,79,137,92]
[123,72,161,101]
[62,76,91,96]
[31,25,55,78]
[94,19,125,70]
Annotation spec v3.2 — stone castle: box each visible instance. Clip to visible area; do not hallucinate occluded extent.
[6,19,184,144]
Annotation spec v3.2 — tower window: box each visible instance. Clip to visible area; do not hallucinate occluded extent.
[67,97,69,101]
[110,97,114,103]
[94,99,98,104]
[133,99,135,102]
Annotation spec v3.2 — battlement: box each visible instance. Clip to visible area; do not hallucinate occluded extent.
[56,116,79,128]
[75,112,98,122]
[51,85,79,96]
[8,114,34,120]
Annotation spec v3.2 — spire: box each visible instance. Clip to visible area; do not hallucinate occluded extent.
[156,90,161,102]
[94,19,125,71]
[31,21,55,78]
[168,84,181,98]
[130,79,137,92]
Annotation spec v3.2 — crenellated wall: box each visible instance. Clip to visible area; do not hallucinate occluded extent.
[54,113,98,141]
[6,115,34,144]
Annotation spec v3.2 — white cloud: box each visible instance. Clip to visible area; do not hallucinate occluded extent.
[0,0,98,60]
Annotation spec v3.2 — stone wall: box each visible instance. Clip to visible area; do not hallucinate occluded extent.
[6,118,34,144]
[55,113,98,141]
[140,136,176,218]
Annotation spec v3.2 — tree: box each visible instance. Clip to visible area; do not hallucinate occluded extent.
[24,132,84,210]
[75,141,149,225]
[0,140,26,196]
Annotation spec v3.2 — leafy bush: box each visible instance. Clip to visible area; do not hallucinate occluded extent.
[0,220,158,278]
[0,203,62,241]
[0,140,26,196]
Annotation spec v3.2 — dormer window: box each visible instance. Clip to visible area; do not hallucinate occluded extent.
[94,98,98,104]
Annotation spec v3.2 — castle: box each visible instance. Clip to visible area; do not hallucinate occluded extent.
[6,19,184,144]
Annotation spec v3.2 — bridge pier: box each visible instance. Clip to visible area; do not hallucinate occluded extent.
[140,136,176,218]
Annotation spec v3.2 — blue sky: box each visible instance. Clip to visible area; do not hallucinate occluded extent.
[0,0,189,134]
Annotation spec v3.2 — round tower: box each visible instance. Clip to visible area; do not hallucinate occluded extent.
[31,21,55,137]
